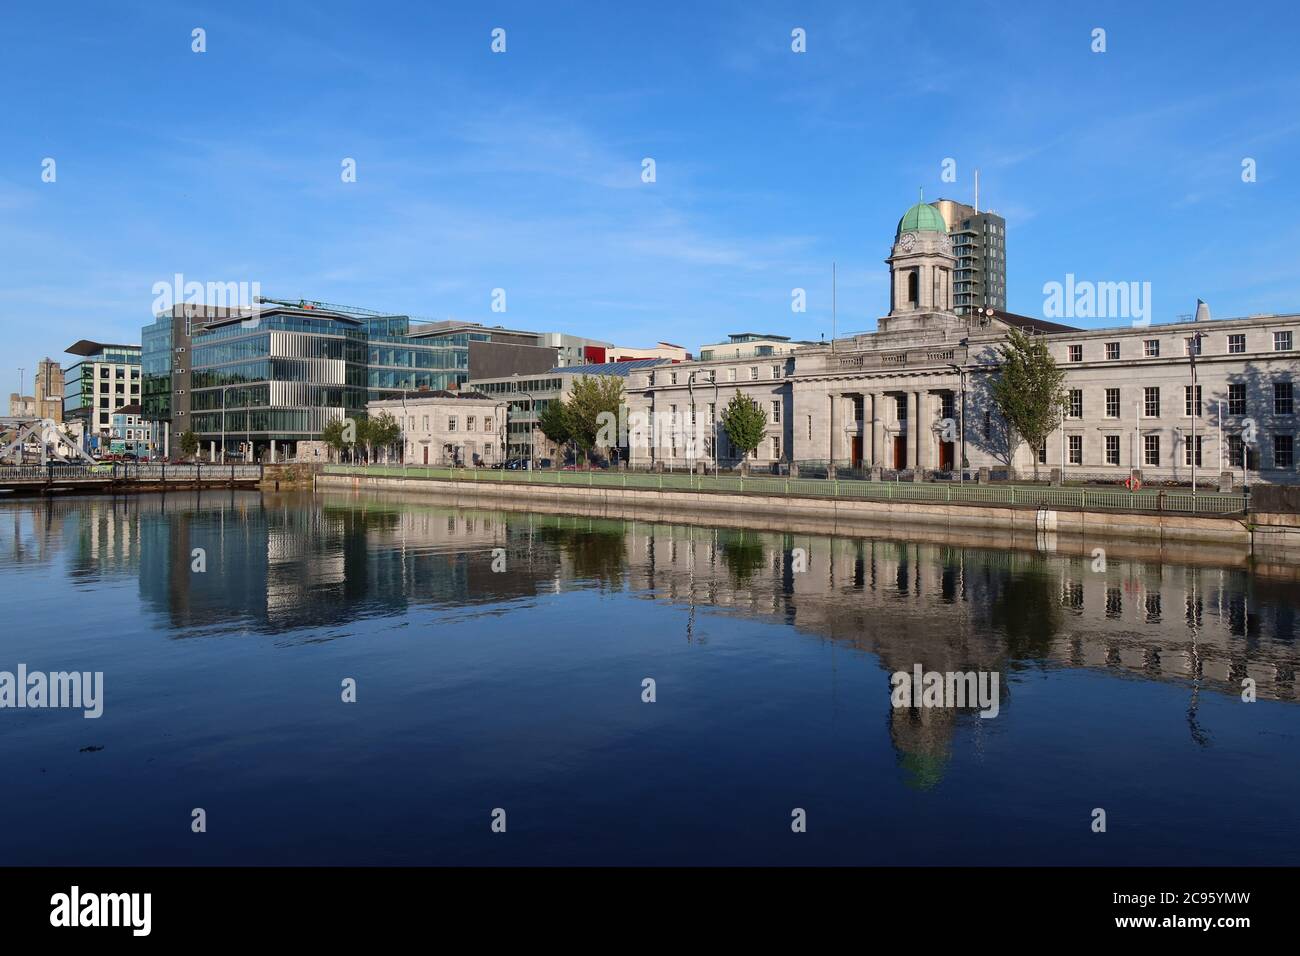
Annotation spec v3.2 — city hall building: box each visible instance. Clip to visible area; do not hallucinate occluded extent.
[629,201,1300,484]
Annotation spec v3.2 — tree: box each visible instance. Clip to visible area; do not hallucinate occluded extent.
[720,393,767,466]
[990,327,1068,478]
[361,411,401,463]
[322,417,352,463]
[538,398,573,465]
[179,430,199,461]
[566,375,624,464]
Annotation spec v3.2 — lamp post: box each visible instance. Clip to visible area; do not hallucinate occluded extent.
[220,384,233,464]
[516,389,534,470]
[947,363,966,482]
[687,371,697,474]
[1186,330,1203,496]
[711,375,720,475]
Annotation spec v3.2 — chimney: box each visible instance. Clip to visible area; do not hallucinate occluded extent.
[1194,299,1211,322]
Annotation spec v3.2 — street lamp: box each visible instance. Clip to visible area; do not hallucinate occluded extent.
[687,371,696,475]
[1189,329,1204,497]
[220,384,233,464]
[947,362,966,482]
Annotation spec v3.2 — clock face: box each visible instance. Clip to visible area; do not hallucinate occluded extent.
[899,232,917,252]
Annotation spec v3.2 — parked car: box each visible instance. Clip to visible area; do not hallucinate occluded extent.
[538,458,553,469]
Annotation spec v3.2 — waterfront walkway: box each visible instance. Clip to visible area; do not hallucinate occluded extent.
[322,464,1249,517]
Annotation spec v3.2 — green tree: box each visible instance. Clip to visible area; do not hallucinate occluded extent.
[179,430,199,461]
[566,375,624,464]
[361,411,401,463]
[720,393,767,465]
[538,398,573,465]
[991,327,1068,478]
[322,417,353,463]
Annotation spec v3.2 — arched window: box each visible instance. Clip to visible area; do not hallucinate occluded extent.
[906,270,919,306]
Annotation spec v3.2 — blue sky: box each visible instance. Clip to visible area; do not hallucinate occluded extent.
[3,0,1299,397]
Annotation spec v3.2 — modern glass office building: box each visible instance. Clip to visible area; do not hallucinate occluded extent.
[62,341,142,449]
[183,304,603,461]
[190,307,370,460]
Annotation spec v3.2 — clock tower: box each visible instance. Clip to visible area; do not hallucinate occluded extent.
[884,198,957,328]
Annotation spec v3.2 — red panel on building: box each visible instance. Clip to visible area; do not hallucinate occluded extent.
[584,345,607,363]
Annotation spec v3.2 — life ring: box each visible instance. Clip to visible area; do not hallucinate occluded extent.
[1124,475,1142,492]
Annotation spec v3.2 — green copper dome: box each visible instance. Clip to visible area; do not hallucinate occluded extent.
[895,202,948,236]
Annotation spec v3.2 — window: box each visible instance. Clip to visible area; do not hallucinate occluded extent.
[1068,389,1082,418]
[1276,382,1294,415]
[1068,434,1082,465]
[422,415,429,430]
[448,416,457,432]
[708,403,715,421]
[1105,342,1120,360]
[770,401,781,423]
[1144,434,1160,466]
[1184,436,1203,467]
[707,369,716,382]
[1184,385,1202,417]
[1227,333,1246,354]
[1228,383,1246,416]
[1144,339,1160,357]
[1144,386,1160,417]
[749,367,759,381]
[670,372,678,385]
[772,365,782,379]
[1228,434,1245,468]
[727,368,736,382]
[806,415,812,441]
[484,417,493,431]
[772,436,781,459]
[1105,388,1120,418]
[1105,435,1120,465]
[1275,331,1294,352]
[467,416,476,432]
[1038,442,1047,465]
[1068,344,1082,362]
[1185,336,1202,356]
[1275,434,1294,469]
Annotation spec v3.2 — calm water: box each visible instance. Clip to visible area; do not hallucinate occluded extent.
[1,489,1298,866]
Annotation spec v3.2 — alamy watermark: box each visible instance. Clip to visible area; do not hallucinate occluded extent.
[890,664,999,718]
[0,664,103,718]
[1043,274,1151,327]
[151,273,262,315]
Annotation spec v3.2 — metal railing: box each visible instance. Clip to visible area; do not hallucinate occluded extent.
[322,464,1250,516]
[0,463,264,483]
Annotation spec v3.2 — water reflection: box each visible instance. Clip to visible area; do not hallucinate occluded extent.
[4,492,1299,786]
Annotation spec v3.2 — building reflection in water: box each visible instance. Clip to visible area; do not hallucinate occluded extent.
[2,489,1295,790]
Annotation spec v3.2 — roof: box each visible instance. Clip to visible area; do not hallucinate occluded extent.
[65,340,140,356]
[549,358,672,376]
[113,402,143,415]
[726,332,791,342]
[203,306,363,331]
[984,309,1081,334]
[370,390,497,402]
[896,202,948,237]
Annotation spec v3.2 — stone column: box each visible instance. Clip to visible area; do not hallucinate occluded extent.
[270,439,277,464]
[210,440,216,462]
[869,393,882,468]
[907,392,919,470]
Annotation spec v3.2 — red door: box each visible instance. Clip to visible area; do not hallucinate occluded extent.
[423,447,428,464]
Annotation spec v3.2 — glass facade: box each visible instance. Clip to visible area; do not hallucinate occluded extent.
[141,318,174,423]
[190,313,370,451]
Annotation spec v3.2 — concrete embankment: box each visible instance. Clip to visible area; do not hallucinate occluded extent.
[316,472,1271,556]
